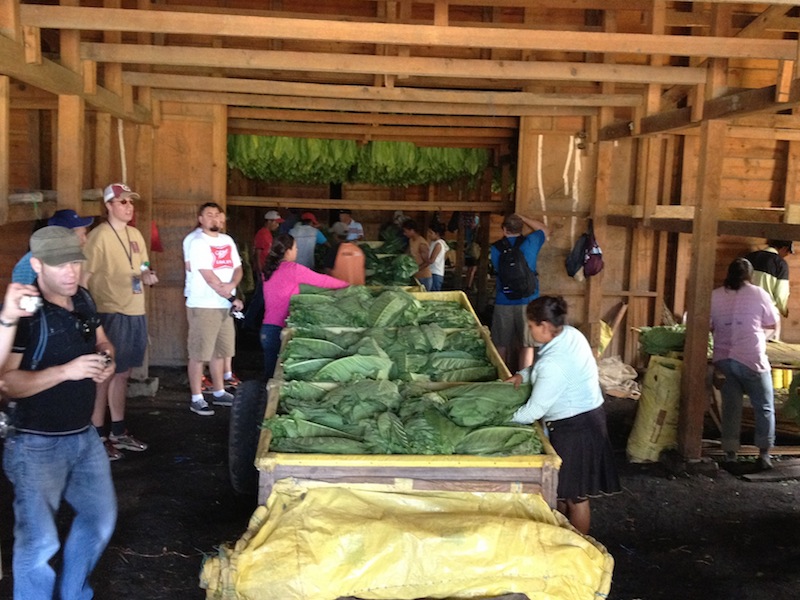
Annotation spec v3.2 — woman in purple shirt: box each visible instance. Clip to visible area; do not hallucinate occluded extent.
[260,233,349,380]
[710,257,778,470]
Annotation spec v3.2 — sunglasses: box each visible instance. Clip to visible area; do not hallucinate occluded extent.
[110,198,134,205]
[73,312,101,341]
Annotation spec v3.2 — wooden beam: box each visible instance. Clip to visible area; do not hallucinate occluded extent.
[735,5,793,39]
[228,107,518,128]
[609,215,800,240]
[23,5,799,61]
[56,94,85,212]
[124,72,642,108]
[0,0,21,40]
[678,120,726,461]
[82,43,707,86]
[601,83,800,140]
[227,119,512,145]
[0,75,9,224]
[0,35,150,123]
[153,89,596,119]
[226,196,506,213]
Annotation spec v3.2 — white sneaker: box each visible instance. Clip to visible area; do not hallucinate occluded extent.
[190,398,214,416]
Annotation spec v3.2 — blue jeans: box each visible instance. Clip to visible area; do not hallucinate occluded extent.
[260,324,283,381]
[716,358,775,452]
[430,274,444,291]
[418,277,433,291]
[3,428,117,600]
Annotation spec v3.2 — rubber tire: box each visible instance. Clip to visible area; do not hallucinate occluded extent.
[228,379,268,496]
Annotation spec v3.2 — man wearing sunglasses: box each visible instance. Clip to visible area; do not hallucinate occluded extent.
[1,226,117,600]
[82,183,158,460]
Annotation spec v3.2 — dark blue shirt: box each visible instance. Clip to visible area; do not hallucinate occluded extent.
[11,287,98,435]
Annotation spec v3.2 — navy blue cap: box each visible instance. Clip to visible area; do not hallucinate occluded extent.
[48,209,94,229]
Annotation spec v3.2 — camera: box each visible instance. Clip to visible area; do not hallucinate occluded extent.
[19,295,42,313]
[0,403,16,438]
[97,351,113,367]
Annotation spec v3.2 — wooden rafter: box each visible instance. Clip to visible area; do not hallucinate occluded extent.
[152,89,598,118]
[82,43,707,86]
[21,5,798,61]
[123,72,643,108]
[0,34,149,123]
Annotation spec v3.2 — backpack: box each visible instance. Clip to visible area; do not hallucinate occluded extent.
[492,235,538,300]
[565,220,604,279]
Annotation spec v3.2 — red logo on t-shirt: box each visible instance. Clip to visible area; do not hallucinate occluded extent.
[211,245,233,269]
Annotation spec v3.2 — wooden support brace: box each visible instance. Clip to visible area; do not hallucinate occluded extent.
[23,26,41,65]
[776,59,793,103]
[83,60,97,95]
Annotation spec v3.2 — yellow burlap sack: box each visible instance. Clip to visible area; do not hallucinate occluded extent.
[201,478,613,600]
[626,355,683,463]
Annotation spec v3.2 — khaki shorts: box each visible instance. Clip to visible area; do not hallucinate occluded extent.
[187,307,235,362]
[491,303,534,349]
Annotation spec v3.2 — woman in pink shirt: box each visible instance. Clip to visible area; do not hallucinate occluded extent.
[261,233,349,380]
[710,257,778,470]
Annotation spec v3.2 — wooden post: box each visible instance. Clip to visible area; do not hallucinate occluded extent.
[56,95,85,211]
[0,76,9,226]
[678,119,726,460]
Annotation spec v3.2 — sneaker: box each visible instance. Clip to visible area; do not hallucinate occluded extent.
[200,375,214,392]
[224,373,242,388]
[110,431,148,452]
[211,390,234,407]
[101,437,124,461]
[755,455,773,471]
[724,451,737,463]
[190,398,215,416]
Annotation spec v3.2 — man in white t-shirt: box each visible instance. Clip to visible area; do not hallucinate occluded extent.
[185,202,244,416]
[331,209,364,241]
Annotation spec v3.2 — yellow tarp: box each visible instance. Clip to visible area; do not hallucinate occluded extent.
[201,479,613,600]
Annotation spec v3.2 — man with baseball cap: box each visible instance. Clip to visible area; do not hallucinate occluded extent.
[289,211,328,269]
[82,183,157,460]
[253,210,284,276]
[2,226,117,599]
[12,209,94,284]
[331,208,364,242]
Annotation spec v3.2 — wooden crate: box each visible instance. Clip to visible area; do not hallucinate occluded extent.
[255,380,561,508]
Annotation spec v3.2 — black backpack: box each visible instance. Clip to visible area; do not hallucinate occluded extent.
[493,235,538,300]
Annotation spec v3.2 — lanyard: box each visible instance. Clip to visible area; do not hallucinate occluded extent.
[108,223,133,271]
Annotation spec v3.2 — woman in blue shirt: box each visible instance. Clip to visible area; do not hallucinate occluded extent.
[507,295,620,534]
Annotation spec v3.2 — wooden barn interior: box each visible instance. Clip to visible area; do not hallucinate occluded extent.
[4,0,800,460]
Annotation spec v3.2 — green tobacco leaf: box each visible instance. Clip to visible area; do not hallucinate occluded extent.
[454,425,543,456]
[282,357,334,381]
[282,337,346,360]
[314,355,393,382]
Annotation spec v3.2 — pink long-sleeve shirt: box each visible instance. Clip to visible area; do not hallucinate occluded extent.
[262,261,349,327]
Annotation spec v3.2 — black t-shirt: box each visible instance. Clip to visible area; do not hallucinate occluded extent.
[11,287,98,434]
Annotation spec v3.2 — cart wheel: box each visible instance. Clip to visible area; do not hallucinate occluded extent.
[228,379,268,496]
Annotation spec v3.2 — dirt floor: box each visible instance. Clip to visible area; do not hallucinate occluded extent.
[2,339,800,599]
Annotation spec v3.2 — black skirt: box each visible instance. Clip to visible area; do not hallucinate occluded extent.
[547,405,621,502]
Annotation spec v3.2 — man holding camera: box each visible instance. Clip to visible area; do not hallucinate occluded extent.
[1,226,117,600]
[185,202,244,416]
